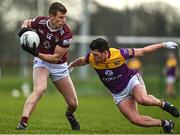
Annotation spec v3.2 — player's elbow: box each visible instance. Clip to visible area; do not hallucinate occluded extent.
[50,55,62,64]
[135,49,144,57]
[140,48,148,56]
[138,51,144,56]
[52,57,61,64]
[51,52,66,63]
[22,19,32,28]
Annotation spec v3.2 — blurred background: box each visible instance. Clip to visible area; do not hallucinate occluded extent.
[0,0,180,98]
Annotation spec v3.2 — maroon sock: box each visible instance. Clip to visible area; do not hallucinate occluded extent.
[20,116,28,124]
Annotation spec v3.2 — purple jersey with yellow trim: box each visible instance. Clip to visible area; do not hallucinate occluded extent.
[85,48,137,94]
[31,16,73,64]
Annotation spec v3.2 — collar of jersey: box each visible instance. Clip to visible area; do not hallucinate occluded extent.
[46,20,62,32]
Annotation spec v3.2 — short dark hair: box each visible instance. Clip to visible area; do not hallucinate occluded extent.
[89,38,109,52]
[48,2,67,15]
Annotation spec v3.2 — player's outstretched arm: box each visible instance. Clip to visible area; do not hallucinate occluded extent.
[68,57,87,72]
[134,41,178,57]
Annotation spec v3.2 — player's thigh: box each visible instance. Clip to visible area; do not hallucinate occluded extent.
[53,76,77,104]
[33,67,49,91]
[117,98,138,120]
[132,84,148,102]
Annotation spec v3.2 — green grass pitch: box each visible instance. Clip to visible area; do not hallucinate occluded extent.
[0,92,180,134]
[0,76,179,134]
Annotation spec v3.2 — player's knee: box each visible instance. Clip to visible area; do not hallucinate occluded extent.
[33,87,46,98]
[129,116,142,126]
[26,90,44,105]
[137,96,150,105]
[129,116,139,124]
[68,98,78,110]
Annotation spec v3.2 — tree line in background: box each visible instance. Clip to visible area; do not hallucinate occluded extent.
[0,0,179,75]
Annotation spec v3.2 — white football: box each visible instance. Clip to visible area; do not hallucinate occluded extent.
[20,31,40,48]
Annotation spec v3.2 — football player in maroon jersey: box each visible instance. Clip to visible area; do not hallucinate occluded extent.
[68,38,179,133]
[16,2,80,130]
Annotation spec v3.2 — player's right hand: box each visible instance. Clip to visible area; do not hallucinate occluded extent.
[163,41,178,49]
[18,27,32,37]
[21,43,39,57]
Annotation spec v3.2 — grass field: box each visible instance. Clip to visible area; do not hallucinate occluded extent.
[0,76,180,134]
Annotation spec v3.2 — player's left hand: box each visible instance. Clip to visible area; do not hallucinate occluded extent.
[21,43,39,57]
[163,41,178,49]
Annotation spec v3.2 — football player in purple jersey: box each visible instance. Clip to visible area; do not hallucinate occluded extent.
[164,53,178,97]
[16,2,80,130]
[68,38,179,134]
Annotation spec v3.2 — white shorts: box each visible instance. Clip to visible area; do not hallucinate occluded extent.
[112,74,144,105]
[166,76,175,84]
[33,57,69,81]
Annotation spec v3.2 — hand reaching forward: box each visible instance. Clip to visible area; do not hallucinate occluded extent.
[163,41,178,49]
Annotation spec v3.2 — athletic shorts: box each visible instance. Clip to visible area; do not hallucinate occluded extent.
[166,76,175,84]
[112,74,144,105]
[33,57,69,81]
